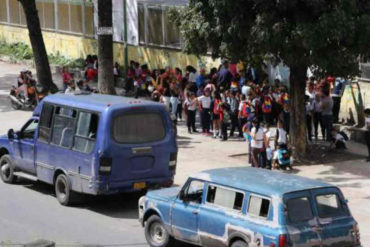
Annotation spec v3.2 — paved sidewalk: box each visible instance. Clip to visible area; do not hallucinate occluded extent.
[0,61,369,245]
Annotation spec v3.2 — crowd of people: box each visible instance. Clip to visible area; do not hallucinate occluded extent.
[36,54,370,165]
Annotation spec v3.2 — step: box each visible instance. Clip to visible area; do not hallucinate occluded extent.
[13,172,38,182]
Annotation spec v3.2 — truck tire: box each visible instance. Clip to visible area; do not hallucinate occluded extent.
[145,215,174,247]
[55,174,74,206]
[0,155,17,184]
[231,240,249,247]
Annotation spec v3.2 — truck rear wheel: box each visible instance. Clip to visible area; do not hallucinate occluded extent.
[231,240,248,247]
[0,155,17,184]
[55,174,74,206]
[145,215,174,247]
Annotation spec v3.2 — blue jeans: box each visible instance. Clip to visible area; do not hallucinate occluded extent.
[170,97,179,116]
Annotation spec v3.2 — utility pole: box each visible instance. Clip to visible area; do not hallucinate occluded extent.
[123,0,129,76]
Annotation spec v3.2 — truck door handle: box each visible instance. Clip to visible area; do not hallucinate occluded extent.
[312,226,323,233]
[192,210,199,215]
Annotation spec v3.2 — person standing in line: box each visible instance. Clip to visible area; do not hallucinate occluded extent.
[332,78,344,123]
[365,109,370,162]
[217,59,233,91]
[212,92,223,138]
[229,91,242,137]
[185,92,198,134]
[250,118,265,167]
[198,89,212,135]
[305,95,313,142]
[320,88,334,141]
[169,82,180,119]
[312,93,324,140]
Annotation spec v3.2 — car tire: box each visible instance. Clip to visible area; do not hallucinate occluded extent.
[145,215,174,247]
[231,240,249,247]
[0,155,17,184]
[55,174,74,206]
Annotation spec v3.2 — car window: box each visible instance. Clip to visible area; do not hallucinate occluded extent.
[206,185,244,211]
[316,194,347,218]
[73,112,99,153]
[287,197,314,223]
[184,180,204,204]
[113,112,165,144]
[248,195,270,218]
[22,120,39,139]
[51,107,77,148]
[38,104,54,142]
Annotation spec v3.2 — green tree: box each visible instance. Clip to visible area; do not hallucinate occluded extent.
[171,0,370,159]
[19,0,58,93]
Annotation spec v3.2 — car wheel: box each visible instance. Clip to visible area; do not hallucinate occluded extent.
[0,155,17,184]
[231,240,249,247]
[145,215,173,247]
[55,174,73,206]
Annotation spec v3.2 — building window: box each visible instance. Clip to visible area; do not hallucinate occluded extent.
[43,1,55,29]
[138,3,182,49]
[138,4,145,44]
[147,6,163,46]
[0,0,7,22]
[70,1,83,33]
[58,1,70,31]
[85,1,94,36]
[9,0,20,25]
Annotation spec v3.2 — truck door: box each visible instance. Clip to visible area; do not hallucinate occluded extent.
[171,179,204,244]
[284,191,322,247]
[13,118,38,174]
[311,188,357,247]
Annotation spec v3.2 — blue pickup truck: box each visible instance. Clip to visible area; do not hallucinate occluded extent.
[139,167,361,247]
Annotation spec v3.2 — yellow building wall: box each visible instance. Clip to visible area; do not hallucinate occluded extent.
[0,24,219,70]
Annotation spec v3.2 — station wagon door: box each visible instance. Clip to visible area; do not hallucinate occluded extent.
[310,188,355,247]
[284,191,322,247]
[171,179,204,244]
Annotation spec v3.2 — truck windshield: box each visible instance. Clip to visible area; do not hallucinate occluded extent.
[113,112,166,144]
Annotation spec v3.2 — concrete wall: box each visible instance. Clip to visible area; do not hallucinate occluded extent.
[0,24,219,70]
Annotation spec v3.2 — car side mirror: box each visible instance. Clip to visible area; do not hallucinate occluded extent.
[7,129,15,140]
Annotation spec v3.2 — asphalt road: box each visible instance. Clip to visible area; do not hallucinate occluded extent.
[0,61,370,246]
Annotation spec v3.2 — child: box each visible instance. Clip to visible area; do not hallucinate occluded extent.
[330,129,347,150]
[273,144,292,170]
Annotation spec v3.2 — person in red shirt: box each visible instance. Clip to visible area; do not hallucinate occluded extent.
[62,67,72,91]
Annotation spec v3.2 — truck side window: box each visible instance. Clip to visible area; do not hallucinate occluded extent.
[51,107,76,148]
[38,104,54,143]
[248,195,270,218]
[184,180,204,204]
[73,112,99,153]
[206,185,244,211]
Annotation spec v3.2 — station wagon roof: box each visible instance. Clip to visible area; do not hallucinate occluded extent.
[192,167,333,196]
[37,93,162,113]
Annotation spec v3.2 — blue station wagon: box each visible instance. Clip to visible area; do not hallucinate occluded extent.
[0,94,177,205]
[139,167,361,247]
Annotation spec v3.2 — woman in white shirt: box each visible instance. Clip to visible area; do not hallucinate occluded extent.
[250,118,265,167]
[365,108,370,162]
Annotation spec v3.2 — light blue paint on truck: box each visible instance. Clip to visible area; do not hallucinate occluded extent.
[139,167,361,247]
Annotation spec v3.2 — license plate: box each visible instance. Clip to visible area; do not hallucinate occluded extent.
[133,182,146,190]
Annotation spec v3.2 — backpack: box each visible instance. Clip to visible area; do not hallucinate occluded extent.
[281,93,290,105]
[262,96,272,113]
[338,131,349,141]
[277,148,290,166]
[241,102,252,118]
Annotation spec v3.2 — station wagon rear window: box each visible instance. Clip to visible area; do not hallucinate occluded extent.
[287,197,314,223]
[113,112,165,144]
[316,194,347,218]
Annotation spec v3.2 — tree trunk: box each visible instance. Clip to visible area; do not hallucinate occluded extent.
[97,0,116,95]
[19,0,58,94]
[289,66,308,161]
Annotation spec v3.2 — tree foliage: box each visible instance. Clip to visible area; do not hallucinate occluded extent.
[171,0,370,77]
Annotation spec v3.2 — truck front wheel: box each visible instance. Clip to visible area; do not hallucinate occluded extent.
[145,215,174,247]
